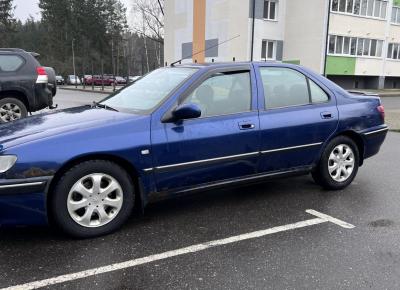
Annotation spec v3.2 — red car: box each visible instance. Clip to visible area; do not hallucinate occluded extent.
[85,75,116,86]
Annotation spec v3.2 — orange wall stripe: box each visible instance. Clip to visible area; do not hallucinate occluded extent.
[193,0,206,63]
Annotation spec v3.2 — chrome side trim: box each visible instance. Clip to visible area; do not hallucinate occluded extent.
[364,127,389,136]
[261,142,323,154]
[0,181,45,189]
[156,151,259,170]
[143,151,259,172]
[143,143,324,173]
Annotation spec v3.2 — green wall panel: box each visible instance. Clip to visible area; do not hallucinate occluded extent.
[325,56,356,75]
[283,60,301,65]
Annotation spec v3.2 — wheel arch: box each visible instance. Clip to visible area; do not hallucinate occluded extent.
[46,153,144,222]
[333,130,365,166]
[0,90,30,111]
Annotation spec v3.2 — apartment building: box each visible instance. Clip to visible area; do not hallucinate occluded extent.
[164,0,400,89]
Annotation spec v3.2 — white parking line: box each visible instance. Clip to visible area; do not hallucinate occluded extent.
[2,209,354,290]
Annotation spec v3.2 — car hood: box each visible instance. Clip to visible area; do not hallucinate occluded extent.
[0,106,139,150]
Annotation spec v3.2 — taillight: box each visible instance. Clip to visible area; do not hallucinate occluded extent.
[377,105,385,122]
[36,66,48,84]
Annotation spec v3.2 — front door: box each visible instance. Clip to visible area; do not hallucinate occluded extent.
[151,67,260,192]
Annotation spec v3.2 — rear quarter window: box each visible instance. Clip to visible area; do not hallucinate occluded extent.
[0,55,25,72]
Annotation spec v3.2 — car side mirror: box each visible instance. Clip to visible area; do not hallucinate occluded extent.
[162,103,202,123]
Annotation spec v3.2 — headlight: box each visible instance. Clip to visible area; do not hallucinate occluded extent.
[0,155,17,173]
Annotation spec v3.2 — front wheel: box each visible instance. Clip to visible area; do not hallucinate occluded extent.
[51,160,135,238]
[312,136,359,190]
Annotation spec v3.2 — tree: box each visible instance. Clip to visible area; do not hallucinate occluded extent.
[131,0,164,43]
[0,0,16,46]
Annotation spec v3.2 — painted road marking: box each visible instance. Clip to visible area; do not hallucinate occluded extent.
[2,209,354,290]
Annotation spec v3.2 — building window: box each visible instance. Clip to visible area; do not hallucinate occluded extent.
[328,35,383,57]
[331,0,388,19]
[387,43,400,59]
[263,0,278,20]
[261,40,276,60]
[392,6,400,24]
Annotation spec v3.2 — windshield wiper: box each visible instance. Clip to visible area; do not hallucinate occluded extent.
[91,101,119,112]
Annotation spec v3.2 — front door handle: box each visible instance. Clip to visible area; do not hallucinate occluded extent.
[238,122,256,130]
[320,112,333,119]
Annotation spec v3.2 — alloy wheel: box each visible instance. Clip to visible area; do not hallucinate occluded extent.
[328,144,355,183]
[67,173,124,228]
[0,103,22,122]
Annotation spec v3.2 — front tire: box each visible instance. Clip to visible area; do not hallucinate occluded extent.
[312,136,359,190]
[0,97,28,123]
[51,160,135,238]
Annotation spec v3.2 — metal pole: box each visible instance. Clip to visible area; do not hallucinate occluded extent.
[250,0,256,61]
[323,0,332,77]
[72,38,77,88]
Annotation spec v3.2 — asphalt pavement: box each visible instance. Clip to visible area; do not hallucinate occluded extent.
[1,90,400,289]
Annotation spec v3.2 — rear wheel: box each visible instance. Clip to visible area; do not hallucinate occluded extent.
[312,136,359,190]
[0,97,28,123]
[51,160,135,238]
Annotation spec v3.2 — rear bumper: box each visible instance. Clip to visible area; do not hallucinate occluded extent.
[0,177,51,226]
[32,84,53,111]
[360,125,389,160]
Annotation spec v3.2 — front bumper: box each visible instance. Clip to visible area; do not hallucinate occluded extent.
[0,177,52,226]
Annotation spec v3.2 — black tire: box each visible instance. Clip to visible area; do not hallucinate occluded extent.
[312,136,359,190]
[0,97,28,123]
[51,160,135,238]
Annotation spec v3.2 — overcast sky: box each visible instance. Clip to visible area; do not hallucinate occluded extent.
[13,0,132,22]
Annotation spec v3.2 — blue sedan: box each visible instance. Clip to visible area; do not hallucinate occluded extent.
[0,62,388,238]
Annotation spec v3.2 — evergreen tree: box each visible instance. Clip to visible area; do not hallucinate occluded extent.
[0,0,16,46]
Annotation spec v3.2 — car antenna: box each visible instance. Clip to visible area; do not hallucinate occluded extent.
[170,34,241,67]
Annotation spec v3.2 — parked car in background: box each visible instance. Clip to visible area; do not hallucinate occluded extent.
[115,76,127,85]
[56,75,65,85]
[67,75,81,85]
[129,76,141,83]
[82,75,93,85]
[0,62,388,238]
[0,48,54,123]
[85,75,116,86]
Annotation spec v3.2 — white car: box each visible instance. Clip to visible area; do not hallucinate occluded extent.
[67,75,81,85]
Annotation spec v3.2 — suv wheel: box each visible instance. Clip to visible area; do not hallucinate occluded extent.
[0,98,28,123]
[312,136,359,190]
[51,160,135,238]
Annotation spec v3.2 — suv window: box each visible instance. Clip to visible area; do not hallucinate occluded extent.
[184,71,251,118]
[0,55,24,72]
[260,67,328,109]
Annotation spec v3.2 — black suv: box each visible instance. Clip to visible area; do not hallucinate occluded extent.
[0,48,56,123]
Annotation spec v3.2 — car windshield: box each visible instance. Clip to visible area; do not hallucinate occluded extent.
[101,67,197,114]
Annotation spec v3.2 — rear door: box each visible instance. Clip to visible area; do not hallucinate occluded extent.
[255,64,339,172]
[150,66,260,192]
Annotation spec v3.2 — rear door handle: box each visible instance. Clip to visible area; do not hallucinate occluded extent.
[238,122,256,130]
[320,112,333,119]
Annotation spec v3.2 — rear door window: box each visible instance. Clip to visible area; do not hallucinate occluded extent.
[259,67,329,109]
[0,55,24,72]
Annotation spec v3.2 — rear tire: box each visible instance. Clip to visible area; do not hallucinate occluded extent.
[312,136,359,190]
[51,160,135,238]
[0,97,28,123]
